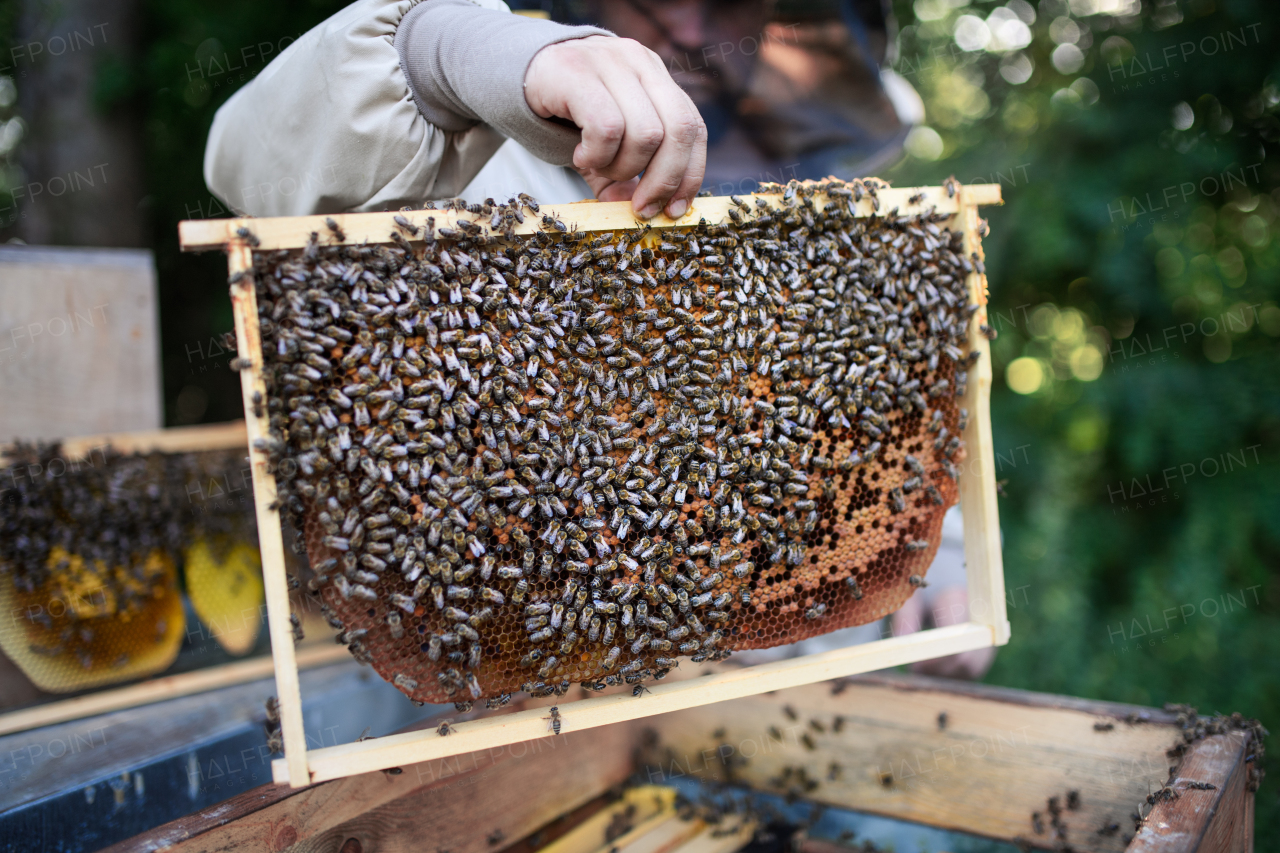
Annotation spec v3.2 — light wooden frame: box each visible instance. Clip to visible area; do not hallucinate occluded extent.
[179,184,1008,788]
[0,421,352,736]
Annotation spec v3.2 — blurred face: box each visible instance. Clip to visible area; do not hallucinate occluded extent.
[591,0,773,102]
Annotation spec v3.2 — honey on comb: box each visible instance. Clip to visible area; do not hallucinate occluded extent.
[249,178,976,704]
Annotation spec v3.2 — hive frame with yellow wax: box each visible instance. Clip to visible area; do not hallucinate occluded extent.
[178,184,1008,788]
[0,421,352,737]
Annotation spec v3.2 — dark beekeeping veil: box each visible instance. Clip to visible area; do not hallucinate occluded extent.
[544,0,908,192]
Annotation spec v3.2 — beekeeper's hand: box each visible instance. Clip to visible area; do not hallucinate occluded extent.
[525,35,707,220]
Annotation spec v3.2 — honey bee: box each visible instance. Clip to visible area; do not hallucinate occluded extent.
[889,487,905,513]
[545,705,563,735]
[393,214,419,236]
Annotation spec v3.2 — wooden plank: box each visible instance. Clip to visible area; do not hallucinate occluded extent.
[178,185,1003,251]
[495,792,621,853]
[0,644,348,737]
[106,676,1222,853]
[612,814,703,853]
[227,244,311,789]
[0,658,404,829]
[957,192,1010,644]
[669,821,757,853]
[104,717,638,853]
[55,420,247,460]
[274,623,995,786]
[844,672,1178,724]
[638,678,1187,853]
[1127,730,1253,853]
[0,245,162,441]
[538,787,678,853]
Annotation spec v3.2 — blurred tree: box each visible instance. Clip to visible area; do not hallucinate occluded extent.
[10,0,146,246]
[884,0,1279,843]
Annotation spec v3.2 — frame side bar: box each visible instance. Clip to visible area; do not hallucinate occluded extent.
[228,242,311,786]
[957,194,1010,645]
[273,622,993,785]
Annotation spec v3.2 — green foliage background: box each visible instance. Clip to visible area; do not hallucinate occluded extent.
[0,0,1276,845]
[881,0,1280,843]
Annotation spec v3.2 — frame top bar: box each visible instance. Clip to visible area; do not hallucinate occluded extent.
[179,184,1002,253]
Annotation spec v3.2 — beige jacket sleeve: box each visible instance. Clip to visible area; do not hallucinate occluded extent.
[203,0,609,217]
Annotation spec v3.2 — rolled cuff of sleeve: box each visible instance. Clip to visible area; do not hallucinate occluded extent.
[396,0,612,167]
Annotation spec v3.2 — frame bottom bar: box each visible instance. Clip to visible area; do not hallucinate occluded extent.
[273,621,999,786]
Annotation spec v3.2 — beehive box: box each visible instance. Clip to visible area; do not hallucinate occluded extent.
[179,181,1008,786]
[105,674,1262,853]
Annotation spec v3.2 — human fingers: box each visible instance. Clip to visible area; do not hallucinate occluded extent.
[525,38,628,172]
[577,169,640,203]
[628,54,706,218]
[527,38,704,217]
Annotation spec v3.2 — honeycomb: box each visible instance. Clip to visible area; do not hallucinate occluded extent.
[0,445,260,690]
[248,179,978,705]
[185,539,266,656]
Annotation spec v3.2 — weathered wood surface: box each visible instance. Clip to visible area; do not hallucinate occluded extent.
[1128,730,1255,853]
[0,245,161,441]
[178,185,1003,252]
[670,821,757,853]
[106,675,1256,853]
[0,655,397,850]
[102,715,638,853]
[637,677,1190,853]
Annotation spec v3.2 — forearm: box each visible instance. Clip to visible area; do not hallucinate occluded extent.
[395,0,612,167]
[204,0,515,216]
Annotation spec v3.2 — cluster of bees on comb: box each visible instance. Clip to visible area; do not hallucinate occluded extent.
[0,445,256,680]
[245,178,980,706]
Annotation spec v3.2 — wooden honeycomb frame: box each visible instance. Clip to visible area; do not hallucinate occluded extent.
[0,422,352,736]
[178,184,1007,787]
